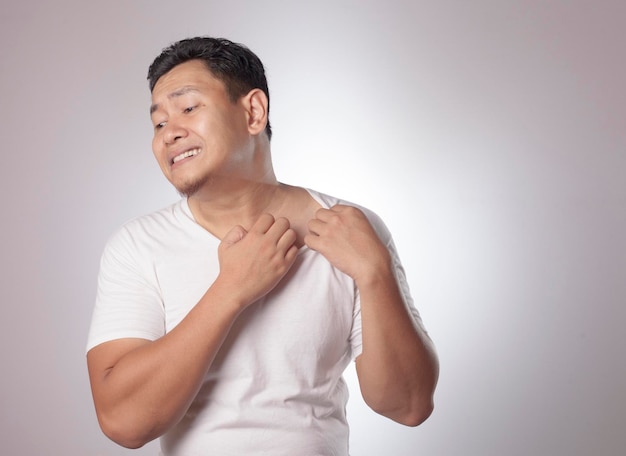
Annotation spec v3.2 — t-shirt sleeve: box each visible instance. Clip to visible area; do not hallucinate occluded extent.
[86,226,166,352]
[349,208,426,360]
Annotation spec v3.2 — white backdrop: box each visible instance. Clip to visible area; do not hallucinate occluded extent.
[1,1,624,455]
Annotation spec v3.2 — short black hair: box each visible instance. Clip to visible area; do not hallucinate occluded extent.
[148,37,272,140]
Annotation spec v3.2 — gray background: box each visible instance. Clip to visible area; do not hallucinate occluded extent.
[1,1,624,455]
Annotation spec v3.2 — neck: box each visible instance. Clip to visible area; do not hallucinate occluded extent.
[187,176,286,239]
[186,137,286,237]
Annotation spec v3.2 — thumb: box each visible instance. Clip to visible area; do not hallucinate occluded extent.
[221,225,247,247]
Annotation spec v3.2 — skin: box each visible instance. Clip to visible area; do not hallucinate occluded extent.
[87,59,439,449]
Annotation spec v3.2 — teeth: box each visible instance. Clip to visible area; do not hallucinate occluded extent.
[173,149,200,163]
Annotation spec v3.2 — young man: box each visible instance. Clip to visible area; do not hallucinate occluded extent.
[87,37,438,455]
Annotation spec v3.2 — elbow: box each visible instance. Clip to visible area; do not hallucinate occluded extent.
[397,397,435,427]
[367,393,435,427]
[96,410,156,449]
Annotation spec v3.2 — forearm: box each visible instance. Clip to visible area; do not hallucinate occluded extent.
[355,264,439,426]
[89,280,244,448]
[89,215,299,448]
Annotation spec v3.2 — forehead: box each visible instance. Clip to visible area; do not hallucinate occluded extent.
[150,60,224,106]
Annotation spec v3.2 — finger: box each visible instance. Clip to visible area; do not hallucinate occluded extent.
[307,218,326,236]
[252,213,275,234]
[314,206,350,225]
[313,207,333,222]
[276,227,297,253]
[303,232,321,252]
[284,243,299,264]
[267,216,291,236]
[221,225,247,246]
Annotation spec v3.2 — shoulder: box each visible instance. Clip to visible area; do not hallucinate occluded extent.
[102,199,189,257]
[305,188,391,242]
[121,199,187,234]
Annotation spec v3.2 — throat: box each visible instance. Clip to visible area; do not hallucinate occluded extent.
[187,183,320,246]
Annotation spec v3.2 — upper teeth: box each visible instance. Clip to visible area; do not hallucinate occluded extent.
[173,149,200,163]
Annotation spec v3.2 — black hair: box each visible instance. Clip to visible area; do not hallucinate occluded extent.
[148,37,272,140]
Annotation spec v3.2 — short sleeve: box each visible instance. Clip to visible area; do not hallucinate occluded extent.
[86,227,166,352]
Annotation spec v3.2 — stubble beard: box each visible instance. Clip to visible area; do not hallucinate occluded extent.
[173,173,212,198]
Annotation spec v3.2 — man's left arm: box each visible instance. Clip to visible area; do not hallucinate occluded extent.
[305,204,439,426]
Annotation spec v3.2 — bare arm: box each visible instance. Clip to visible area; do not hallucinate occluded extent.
[87,215,298,448]
[305,205,439,426]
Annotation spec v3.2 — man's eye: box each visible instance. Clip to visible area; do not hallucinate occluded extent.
[154,121,166,130]
[184,105,198,113]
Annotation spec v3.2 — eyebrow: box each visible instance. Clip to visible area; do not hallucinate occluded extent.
[149,86,201,115]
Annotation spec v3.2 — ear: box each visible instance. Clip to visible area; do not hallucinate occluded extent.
[242,88,269,136]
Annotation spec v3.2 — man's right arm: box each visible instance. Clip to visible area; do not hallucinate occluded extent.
[87,214,298,448]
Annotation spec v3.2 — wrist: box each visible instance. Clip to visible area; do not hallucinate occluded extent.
[207,275,251,314]
[354,252,394,289]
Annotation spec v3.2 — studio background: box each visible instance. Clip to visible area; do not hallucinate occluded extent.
[1,1,624,455]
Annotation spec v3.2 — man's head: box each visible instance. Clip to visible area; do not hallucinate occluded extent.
[148,37,272,140]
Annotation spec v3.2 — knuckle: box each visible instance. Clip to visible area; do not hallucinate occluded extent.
[329,214,342,226]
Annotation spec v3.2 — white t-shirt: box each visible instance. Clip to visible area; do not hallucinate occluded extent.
[87,188,421,456]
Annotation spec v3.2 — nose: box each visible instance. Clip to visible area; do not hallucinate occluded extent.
[163,120,188,145]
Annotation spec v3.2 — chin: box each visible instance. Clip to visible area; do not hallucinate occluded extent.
[173,175,211,198]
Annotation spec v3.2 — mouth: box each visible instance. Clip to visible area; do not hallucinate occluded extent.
[172,148,200,165]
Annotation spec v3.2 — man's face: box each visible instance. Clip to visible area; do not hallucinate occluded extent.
[150,60,251,196]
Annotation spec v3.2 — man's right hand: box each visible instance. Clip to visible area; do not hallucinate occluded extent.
[216,213,299,309]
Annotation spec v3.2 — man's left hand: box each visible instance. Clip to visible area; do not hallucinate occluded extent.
[304,205,390,284]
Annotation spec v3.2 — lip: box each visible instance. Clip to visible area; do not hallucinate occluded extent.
[168,147,201,166]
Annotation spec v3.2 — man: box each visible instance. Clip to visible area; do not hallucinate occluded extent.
[87,36,438,455]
